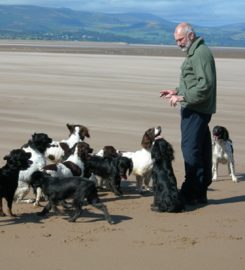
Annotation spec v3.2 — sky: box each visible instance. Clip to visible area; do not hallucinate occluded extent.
[0,0,244,27]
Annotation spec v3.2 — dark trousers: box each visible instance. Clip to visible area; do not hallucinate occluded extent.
[180,107,212,201]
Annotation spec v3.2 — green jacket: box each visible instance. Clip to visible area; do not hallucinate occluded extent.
[177,37,217,114]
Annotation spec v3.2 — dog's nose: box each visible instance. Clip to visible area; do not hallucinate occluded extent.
[155,126,162,136]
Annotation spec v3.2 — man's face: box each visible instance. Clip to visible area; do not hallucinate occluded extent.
[174,32,192,52]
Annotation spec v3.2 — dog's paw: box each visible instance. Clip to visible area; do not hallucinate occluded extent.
[33,201,42,207]
[138,189,144,195]
[68,218,76,222]
[37,211,46,216]
[145,186,153,192]
[26,199,35,204]
[108,219,115,225]
[232,177,239,183]
[61,201,72,209]
[212,172,218,181]
[114,190,123,196]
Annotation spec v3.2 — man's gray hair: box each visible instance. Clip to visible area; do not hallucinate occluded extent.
[184,23,196,36]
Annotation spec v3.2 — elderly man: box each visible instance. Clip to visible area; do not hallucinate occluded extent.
[160,22,217,205]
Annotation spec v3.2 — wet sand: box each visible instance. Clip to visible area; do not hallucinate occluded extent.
[0,39,245,58]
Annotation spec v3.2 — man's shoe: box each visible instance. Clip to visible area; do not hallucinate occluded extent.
[197,196,208,205]
[184,198,197,205]
[179,192,197,206]
[151,205,160,212]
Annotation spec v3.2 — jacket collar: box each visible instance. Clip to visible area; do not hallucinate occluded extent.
[187,37,204,56]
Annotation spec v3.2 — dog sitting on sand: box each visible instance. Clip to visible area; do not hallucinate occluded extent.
[0,149,32,217]
[150,137,184,212]
[122,126,162,193]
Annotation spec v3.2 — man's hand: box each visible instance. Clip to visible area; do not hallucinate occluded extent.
[160,89,177,98]
[169,95,184,106]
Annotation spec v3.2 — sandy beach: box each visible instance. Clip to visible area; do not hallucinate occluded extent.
[0,43,244,270]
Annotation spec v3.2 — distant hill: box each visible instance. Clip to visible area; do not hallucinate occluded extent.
[0,5,244,47]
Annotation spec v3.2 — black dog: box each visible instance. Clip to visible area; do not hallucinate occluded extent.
[86,156,133,196]
[0,149,32,216]
[30,171,113,224]
[151,138,184,212]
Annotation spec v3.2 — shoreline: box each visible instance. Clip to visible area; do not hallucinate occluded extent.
[0,39,245,58]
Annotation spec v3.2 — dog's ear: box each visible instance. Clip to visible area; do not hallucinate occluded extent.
[159,139,174,161]
[3,154,10,161]
[141,132,152,149]
[128,159,133,175]
[66,123,74,132]
[151,142,162,161]
[223,128,230,141]
[152,139,175,161]
[80,126,90,139]
[117,151,123,157]
[30,133,36,143]
[166,142,175,161]
[31,133,40,144]
[113,156,120,167]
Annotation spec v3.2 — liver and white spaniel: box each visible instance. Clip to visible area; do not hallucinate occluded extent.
[43,141,93,178]
[122,126,162,193]
[212,125,238,182]
[45,123,90,164]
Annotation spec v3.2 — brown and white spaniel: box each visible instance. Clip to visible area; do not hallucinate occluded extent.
[45,123,90,164]
[121,126,162,193]
[212,125,238,182]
